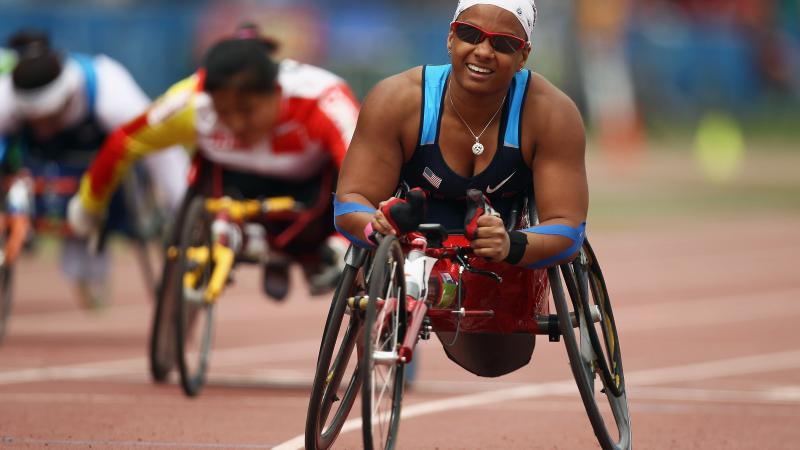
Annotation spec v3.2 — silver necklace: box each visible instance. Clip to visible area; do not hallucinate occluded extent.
[447,80,506,156]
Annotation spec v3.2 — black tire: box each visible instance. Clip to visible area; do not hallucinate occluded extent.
[174,196,216,397]
[578,241,626,398]
[0,263,14,344]
[148,189,199,383]
[305,247,368,450]
[361,235,406,450]
[549,241,631,450]
[148,256,178,383]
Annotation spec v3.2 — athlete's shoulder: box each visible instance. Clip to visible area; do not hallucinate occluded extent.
[523,71,584,152]
[164,71,204,98]
[364,66,422,111]
[146,72,202,127]
[0,74,18,134]
[277,59,348,99]
[88,54,137,82]
[526,72,578,112]
[525,72,581,126]
[383,66,423,90]
[89,53,123,70]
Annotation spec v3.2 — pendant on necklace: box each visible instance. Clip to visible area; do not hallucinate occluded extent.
[472,141,484,156]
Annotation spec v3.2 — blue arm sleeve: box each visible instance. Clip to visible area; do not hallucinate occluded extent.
[333,194,376,249]
[520,222,586,269]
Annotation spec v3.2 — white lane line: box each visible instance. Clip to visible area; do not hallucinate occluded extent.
[0,391,310,407]
[6,284,797,386]
[0,437,272,448]
[627,386,800,405]
[621,349,800,386]
[0,340,318,385]
[272,349,800,450]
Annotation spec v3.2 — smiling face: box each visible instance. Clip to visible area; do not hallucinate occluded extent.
[447,4,531,95]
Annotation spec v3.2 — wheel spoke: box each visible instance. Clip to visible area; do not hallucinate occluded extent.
[361,236,406,450]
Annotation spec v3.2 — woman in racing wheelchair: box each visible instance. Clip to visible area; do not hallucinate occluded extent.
[309,1,630,449]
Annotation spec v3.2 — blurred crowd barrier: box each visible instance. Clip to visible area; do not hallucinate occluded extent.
[2,0,798,145]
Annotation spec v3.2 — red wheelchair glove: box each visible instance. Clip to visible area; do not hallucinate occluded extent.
[464,189,497,240]
[380,187,427,235]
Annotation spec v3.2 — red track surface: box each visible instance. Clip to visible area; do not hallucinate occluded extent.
[1,212,799,449]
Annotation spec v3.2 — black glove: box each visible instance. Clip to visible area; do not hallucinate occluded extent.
[380,187,427,235]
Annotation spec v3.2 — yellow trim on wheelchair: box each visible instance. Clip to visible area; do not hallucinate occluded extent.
[205,243,234,303]
[204,196,296,221]
[262,196,296,212]
[181,243,234,304]
[182,246,210,295]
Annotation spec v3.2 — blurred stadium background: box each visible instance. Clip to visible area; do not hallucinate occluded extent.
[2,3,799,448]
[3,0,797,227]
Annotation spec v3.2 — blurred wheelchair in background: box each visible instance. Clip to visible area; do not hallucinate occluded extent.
[0,161,163,342]
[150,154,342,397]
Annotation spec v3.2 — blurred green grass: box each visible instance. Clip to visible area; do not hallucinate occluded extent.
[586,140,800,230]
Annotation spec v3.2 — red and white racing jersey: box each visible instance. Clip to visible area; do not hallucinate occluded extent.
[79,59,359,214]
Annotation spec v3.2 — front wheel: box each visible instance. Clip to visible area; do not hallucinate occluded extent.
[549,241,631,450]
[148,256,178,382]
[149,190,198,383]
[305,247,367,450]
[361,235,406,450]
[174,196,216,397]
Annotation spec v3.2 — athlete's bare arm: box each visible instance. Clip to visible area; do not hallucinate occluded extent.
[335,68,422,242]
[472,73,588,264]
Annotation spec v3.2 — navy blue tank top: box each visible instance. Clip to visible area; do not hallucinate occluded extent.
[400,64,533,230]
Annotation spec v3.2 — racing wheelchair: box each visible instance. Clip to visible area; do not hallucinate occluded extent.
[149,154,337,397]
[0,160,161,342]
[305,189,631,450]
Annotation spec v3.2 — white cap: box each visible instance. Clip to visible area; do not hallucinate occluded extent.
[13,60,80,118]
[453,0,538,43]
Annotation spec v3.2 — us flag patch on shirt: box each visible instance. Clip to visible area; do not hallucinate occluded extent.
[423,167,442,188]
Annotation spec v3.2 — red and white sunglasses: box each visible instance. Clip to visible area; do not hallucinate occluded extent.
[450,21,528,54]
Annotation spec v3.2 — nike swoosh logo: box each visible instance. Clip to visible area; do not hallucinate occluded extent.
[486,171,516,194]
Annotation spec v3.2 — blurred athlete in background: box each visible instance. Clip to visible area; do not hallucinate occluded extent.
[68,23,359,301]
[0,28,189,308]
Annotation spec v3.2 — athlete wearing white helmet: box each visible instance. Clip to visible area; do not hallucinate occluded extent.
[0,31,189,307]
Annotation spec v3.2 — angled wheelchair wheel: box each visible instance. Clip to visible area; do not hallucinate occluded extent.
[549,240,631,450]
[361,235,406,450]
[149,190,198,383]
[149,254,179,382]
[0,262,13,344]
[174,196,216,397]
[305,246,369,450]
